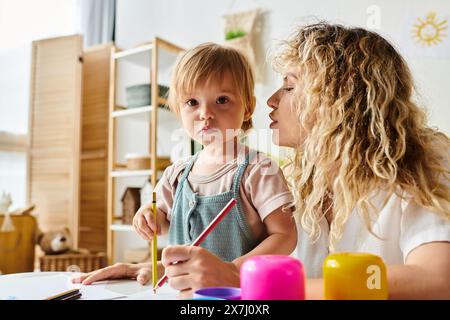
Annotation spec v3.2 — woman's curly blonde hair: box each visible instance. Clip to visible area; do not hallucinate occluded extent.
[273,23,450,251]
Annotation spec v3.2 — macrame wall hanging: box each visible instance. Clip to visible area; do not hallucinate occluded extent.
[223,8,264,82]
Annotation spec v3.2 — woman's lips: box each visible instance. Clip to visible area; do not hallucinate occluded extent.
[269,114,278,128]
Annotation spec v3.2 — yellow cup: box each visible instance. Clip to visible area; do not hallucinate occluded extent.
[323,252,388,300]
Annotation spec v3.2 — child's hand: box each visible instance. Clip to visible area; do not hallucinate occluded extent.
[133,203,161,241]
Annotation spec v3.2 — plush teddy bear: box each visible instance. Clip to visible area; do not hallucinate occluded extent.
[37,228,72,255]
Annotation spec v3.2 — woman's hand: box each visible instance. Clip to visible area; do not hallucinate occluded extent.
[161,245,240,299]
[71,263,152,285]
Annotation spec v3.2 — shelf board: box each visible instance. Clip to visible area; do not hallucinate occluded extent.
[110,222,135,232]
[111,169,153,178]
[114,42,182,69]
[112,106,153,118]
[111,105,177,123]
[114,162,127,169]
[113,43,154,59]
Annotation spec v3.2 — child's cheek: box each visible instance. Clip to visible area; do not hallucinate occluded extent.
[181,113,206,143]
[179,112,194,136]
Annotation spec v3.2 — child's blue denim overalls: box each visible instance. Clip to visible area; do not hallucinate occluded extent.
[168,152,256,262]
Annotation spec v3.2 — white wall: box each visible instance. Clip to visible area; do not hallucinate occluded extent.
[116,0,450,136]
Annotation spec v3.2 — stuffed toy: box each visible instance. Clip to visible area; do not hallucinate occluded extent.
[37,228,72,255]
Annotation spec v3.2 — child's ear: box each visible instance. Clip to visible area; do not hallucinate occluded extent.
[244,96,256,121]
[244,111,251,121]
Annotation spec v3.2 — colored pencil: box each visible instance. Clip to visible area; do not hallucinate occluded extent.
[153,198,237,292]
[45,288,81,300]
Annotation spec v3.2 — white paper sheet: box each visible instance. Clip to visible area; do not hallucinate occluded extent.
[118,283,179,300]
[0,274,79,300]
[0,273,179,300]
[79,281,127,300]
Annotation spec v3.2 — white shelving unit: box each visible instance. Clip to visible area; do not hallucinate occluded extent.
[113,43,154,59]
[110,169,153,178]
[107,38,184,264]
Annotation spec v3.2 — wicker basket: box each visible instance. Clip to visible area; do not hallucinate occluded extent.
[125,154,151,170]
[39,251,107,273]
[124,154,172,171]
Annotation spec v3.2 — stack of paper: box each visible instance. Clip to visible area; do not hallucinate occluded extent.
[0,274,179,300]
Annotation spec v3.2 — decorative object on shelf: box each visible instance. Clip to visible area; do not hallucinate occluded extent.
[223,8,263,81]
[121,187,141,225]
[39,250,107,273]
[155,157,172,171]
[37,227,72,255]
[124,154,172,171]
[125,153,151,170]
[140,179,153,208]
[125,83,170,108]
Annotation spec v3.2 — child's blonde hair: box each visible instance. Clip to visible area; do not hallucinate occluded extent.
[168,42,255,132]
[274,23,450,251]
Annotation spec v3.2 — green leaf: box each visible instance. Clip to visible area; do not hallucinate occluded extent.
[225,29,247,40]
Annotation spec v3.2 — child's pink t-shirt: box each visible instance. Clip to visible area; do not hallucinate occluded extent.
[154,149,294,243]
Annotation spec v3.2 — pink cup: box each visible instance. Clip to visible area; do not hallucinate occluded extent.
[240,255,305,300]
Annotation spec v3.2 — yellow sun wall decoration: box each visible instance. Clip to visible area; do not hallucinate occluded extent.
[412,12,448,46]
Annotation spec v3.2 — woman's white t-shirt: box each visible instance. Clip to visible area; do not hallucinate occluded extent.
[292,191,450,278]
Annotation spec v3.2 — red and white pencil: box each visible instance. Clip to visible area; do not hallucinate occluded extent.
[153,198,237,292]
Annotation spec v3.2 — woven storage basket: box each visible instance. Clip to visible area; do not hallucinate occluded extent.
[124,154,172,171]
[39,251,107,273]
[125,154,151,170]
